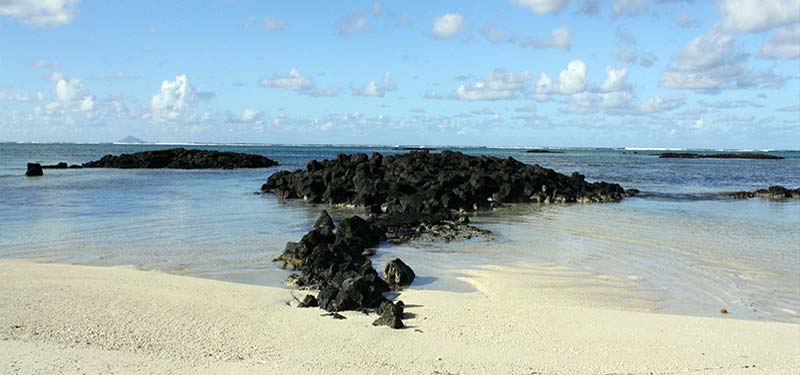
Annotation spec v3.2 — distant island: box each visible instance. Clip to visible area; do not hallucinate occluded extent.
[116,136,147,144]
[658,152,783,160]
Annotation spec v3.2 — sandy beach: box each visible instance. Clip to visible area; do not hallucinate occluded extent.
[1,259,797,374]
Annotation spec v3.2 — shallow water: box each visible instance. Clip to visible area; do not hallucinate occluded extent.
[1,143,798,322]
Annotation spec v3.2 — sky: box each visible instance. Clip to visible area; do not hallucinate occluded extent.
[0,0,798,148]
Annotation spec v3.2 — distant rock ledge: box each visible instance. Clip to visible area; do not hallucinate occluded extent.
[658,152,783,160]
[727,186,800,200]
[83,148,278,169]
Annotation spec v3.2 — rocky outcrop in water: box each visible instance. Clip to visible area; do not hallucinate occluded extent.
[727,186,800,200]
[25,163,43,177]
[40,162,82,169]
[262,151,632,216]
[83,148,278,169]
[658,152,783,160]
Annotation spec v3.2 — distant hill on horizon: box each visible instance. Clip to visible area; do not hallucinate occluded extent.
[117,136,147,144]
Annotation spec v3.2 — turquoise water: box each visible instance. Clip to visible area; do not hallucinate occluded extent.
[1,143,798,322]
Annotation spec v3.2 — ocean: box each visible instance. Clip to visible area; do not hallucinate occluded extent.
[1,143,798,323]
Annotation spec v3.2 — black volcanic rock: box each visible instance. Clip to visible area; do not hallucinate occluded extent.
[41,162,68,169]
[727,186,800,200]
[384,258,415,288]
[25,163,43,177]
[83,148,278,169]
[658,152,783,160]
[262,151,630,215]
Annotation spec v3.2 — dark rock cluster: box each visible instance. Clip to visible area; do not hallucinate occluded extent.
[83,148,278,169]
[727,186,800,200]
[41,162,82,169]
[658,152,783,160]
[262,151,632,215]
[278,210,411,328]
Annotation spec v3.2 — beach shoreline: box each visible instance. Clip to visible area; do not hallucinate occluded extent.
[1,259,798,374]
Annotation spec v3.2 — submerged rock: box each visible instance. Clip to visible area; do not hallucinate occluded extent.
[83,148,278,169]
[25,163,43,177]
[384,258,415,289]
[262,151,631,215]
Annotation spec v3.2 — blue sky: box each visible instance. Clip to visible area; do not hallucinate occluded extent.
[0,0,798,148]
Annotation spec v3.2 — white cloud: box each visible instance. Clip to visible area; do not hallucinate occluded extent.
[659,29,787,92]
[0,0,77,27]
[639,95,686,113]
[760,23,800,60]
[150,75,208,123]
[240,108,261,123]
[431,13,466,38]
[339,12,368,37]
[263,16,286,31]
[717,0,800,33]
[453,68,532,101]
[558,60,588,94]
[600,66,629,92]
[354,72,398,97]
[258,69,316,92]
[511,0,568,14]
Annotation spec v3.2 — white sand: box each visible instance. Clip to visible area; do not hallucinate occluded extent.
[1,259,798,374]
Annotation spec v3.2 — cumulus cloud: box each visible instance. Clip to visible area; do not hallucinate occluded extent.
[659,29,787,92]
[259,69,316,92]
[453,68,532,101]
[760,23,800,60]
[45,77,95,115]
[717,0,800,33]
[600,67,629,92]
[0,0,77,27]
[149,75,212,123]
[534,60,591,99]
[511,0,568,14]
[354,72,398,97]
[240,108,261,123]
[431,13,466,38]
[558,60,588,94]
